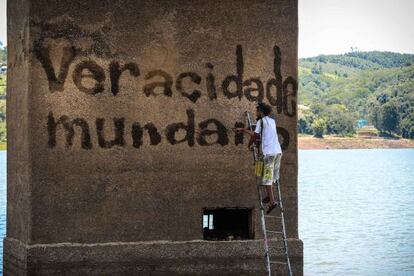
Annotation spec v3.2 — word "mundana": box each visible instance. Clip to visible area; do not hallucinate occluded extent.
[47,108,289,150]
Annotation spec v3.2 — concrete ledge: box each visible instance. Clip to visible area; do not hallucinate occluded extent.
[4,237,303,275]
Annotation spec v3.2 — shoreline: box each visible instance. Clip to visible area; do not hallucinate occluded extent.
[0,137,413,151]
[298,135,414,150]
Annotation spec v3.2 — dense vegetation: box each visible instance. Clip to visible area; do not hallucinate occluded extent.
[299,51,414,138]
[0,42,6,144]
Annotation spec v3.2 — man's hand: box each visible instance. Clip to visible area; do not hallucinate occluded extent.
[248,143,255,151]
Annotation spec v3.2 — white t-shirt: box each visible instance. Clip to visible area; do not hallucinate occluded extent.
[254,116,282,155]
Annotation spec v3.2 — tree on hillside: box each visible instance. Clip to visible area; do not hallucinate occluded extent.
[311,63,322,74]
[0,100,5,121]
[324,105,356,136]
[401,114,414,139]
[369,104,380,129]
[311,103,326,115]
[0,122,5,143]
[312,118,326,138]
[298,111,315,134]
[376,100,400,134]
[0,46,6,64]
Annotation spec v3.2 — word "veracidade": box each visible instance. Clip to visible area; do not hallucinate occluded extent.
[35,44,297,117]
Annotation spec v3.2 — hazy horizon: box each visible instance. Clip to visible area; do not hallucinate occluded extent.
[1,0,414,58]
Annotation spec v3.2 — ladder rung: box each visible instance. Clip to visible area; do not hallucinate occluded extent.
[266,230,283,234]
[265,215,282,218]
[270,261,287,265]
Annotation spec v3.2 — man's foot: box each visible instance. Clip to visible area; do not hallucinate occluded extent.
[266,202,278,214]
[262,196,270,204]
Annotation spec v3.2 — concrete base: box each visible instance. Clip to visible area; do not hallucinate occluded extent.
[4,237,303,275]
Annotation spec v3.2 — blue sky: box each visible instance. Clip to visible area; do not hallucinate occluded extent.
[1,0,413,58]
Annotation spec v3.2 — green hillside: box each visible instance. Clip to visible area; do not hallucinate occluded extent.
[0,42,5,64]
[299,51,414,139]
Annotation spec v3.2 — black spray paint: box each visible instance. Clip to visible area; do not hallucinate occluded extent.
[33,35,296,151]
[47,110,290,150]
[35,42,297,115]
[131,123,162,148]
[72,60,106,95]
[96,118,125,148]
[166,109,195,146]
[47,112,92,149]
[109,61,140,96]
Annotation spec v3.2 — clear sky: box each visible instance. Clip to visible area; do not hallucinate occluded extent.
[299,0,414,57]
[0,0,5,47]
[0,0,413,58]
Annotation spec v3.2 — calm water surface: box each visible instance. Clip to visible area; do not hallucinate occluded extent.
[0,149,413,275]
[299,149,414,275]
[0,151,5,275]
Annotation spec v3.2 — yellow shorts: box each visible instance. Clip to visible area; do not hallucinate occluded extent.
[255,153,282,185]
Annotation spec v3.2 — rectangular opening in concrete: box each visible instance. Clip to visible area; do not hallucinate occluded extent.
[203,208,253,241]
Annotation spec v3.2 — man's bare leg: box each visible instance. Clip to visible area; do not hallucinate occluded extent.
[265,185,276,206]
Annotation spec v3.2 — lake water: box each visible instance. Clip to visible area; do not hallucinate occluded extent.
[299,149,414,275]
[0,149,413,275]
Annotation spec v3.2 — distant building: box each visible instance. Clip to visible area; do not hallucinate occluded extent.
[356,119,368,128]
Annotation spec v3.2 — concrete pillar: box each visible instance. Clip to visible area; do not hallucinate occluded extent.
[4,0,302,275]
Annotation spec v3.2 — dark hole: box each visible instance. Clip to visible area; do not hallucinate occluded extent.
[203,208,253,241]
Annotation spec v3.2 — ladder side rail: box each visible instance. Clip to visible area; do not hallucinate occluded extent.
[258,185,272,276]
[245,111,258,162]
[275,179,293,276]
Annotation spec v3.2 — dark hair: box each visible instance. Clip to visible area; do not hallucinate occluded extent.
[256,102,272,116]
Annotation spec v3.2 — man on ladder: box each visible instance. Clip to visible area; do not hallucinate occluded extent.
[236,102,282,214]
[236,102,293,276]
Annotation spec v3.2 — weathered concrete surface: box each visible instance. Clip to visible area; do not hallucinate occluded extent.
[5,0,301,274]
[4,238,303,275]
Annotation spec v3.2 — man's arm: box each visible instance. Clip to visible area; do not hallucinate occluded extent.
[235,128,255,136]
[235,128,260,148]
